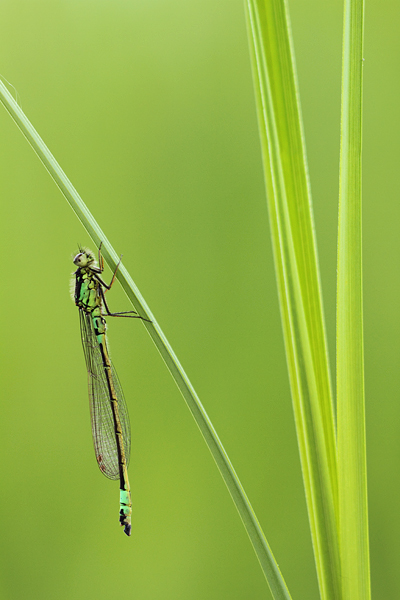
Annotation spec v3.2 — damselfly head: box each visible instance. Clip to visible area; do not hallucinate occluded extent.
[73,249,95,268]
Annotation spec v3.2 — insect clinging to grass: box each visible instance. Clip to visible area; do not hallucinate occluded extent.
[72,243,149,536]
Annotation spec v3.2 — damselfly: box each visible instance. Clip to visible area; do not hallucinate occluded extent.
[73,243,148,536]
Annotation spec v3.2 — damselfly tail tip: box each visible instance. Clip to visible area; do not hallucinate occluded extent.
[122,522,131,537]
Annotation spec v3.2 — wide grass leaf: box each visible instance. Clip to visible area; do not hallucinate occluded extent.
[337,0,371,597]
[245,1,340,598]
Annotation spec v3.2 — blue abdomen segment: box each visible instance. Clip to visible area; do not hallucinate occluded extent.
[120,489,132,536]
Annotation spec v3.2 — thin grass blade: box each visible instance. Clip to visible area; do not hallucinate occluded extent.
[337,0,370,597]
[245,1,341,598]
[0,79,293,599]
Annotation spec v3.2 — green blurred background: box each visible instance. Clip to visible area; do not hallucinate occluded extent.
[0,1,398,598]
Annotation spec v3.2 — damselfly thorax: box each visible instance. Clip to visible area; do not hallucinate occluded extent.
[74,267,103,313]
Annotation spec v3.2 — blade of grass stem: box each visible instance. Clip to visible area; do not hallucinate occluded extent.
[337,0,370,597]
[245,1,341,598]
[0,79,292,600]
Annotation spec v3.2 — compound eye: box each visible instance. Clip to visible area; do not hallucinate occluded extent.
[73,253,84,265]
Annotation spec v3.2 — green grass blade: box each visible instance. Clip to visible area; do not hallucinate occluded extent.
[337,0,370,598]
[0,79,293,600]
[245,1,341,598]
